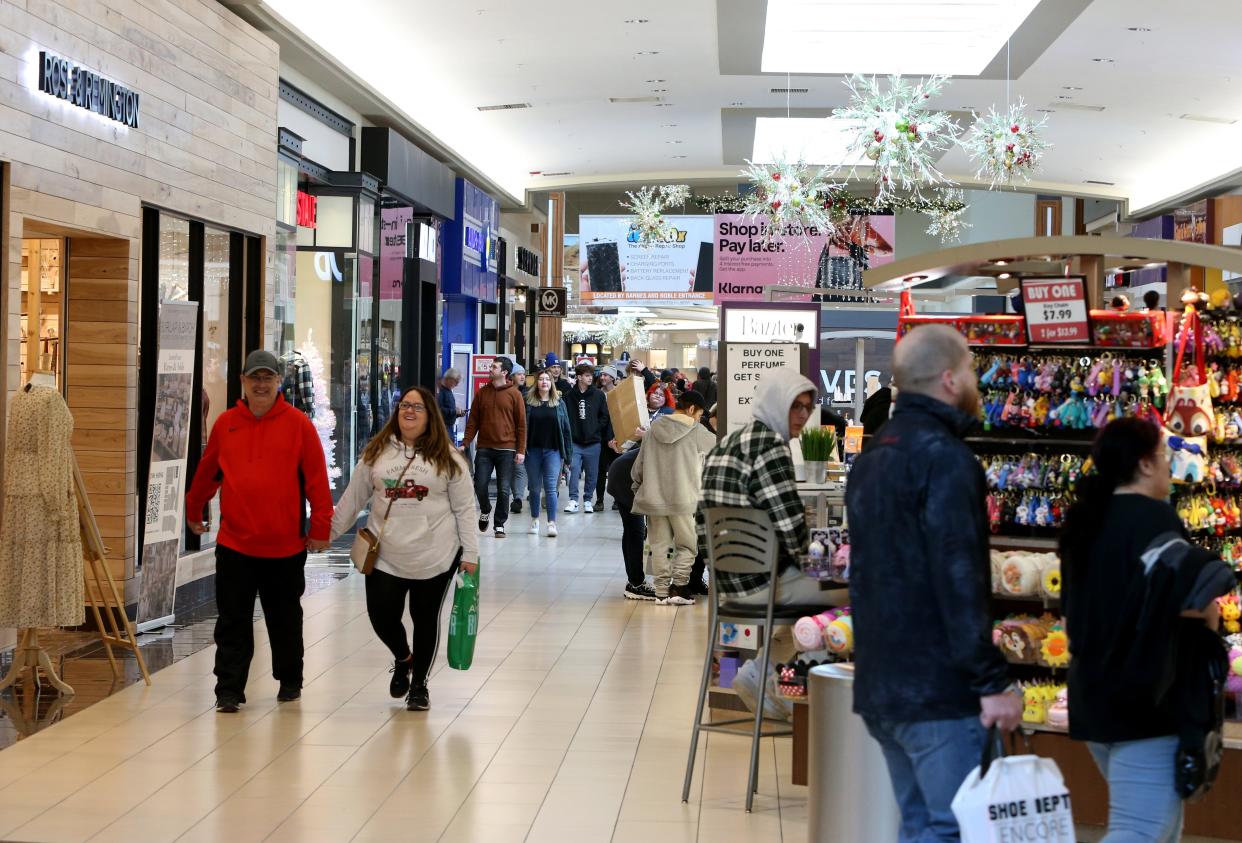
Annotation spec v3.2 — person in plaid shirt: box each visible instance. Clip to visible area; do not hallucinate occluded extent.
[697,369,838,606]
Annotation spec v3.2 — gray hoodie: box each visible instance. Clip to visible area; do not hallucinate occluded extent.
[631,414,718,516]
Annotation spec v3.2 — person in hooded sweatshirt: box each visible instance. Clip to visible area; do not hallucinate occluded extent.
[698,370,840,606]
[564,363,611,514]
[632,391,716,605]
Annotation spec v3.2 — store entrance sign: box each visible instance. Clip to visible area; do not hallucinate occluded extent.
[1021,276,1089,344]
[38,51,140,128]
[296,191,317,228]
[517,246,541,277]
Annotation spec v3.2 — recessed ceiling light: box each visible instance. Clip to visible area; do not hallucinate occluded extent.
[671,155,687,159]
[666,140,683,144]
[653,103,674,107]
[997,272,1012,280]
[770,87,809,94]
[625,18,649,23]
[730,101,745,106]
[609,96,661,104]
[477,102,532,111]
[1180,113,1238,125]
[1091,57,1114,63]
[1127,26,1151,32]
[1062,86,1083,91]
[651,88,668,93]
[1036,108,1055,113]
[636,50,661,56]
[1084,179,1115,186]
[994,260,1008,266]
[646,79,666,83]
[761,0,1039,75]
[1056,95,1074,100]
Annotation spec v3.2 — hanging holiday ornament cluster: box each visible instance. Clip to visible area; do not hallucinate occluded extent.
[833,74,961,202]
[740,157,844,240]
[961,98,1050,187]
[693,191,966,216]
[619,184,691,246]
[598,315,651,349]
[924,188,972,244]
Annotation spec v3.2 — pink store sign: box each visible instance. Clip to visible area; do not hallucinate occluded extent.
[379,206,412,301]
[712,213,895,303]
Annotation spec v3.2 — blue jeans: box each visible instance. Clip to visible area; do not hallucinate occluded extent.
[525,447,562,520]
[472,448,514,527]
[864,715,987,843]
[1088,736,1182,843]
[568,442,601,503]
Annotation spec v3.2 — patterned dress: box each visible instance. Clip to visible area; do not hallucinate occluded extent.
[0,385,84,627]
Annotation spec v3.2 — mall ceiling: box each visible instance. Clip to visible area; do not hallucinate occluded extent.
[253,0,1242,217]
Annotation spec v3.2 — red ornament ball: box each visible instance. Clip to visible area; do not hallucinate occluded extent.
[771,200,782,210]
[772,173,781,181]
[1011,124,1020,133]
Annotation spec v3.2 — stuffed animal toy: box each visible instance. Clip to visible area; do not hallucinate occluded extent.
[1219,594,1241,635]
[1045,687,1070,731]
[1022,685,1046,724]
[825,615,854,655]
[1227,635,1242,696]
[1040,626,1071,668]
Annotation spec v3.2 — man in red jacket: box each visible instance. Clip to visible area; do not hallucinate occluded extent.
[185,350,333,713]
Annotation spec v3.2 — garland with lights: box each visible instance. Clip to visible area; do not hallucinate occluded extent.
[832,73,961,202]
[693,191,966,216]
[619,184,692,246]
[961,98,1051,188]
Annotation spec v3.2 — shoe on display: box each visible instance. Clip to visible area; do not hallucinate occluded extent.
[584,500,595,514]
[495,525,506,538]
[546,522,558,538]
[478,513,490,533]
[624,582,657,601]
[215,696,241,713]
[407,683,430,711]
[659,584,695,606]
[565,500,579,513]
[511,499,523,513]
[276,684,301,702]
[389,657,412,698]
[528,521,539,534]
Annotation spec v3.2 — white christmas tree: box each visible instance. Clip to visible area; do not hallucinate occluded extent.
[299,330,340,488]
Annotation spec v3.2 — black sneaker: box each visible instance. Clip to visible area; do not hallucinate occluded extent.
[623,582,658,601]
[276,684,301,702]
[389,657,412,698]
[407,683,430,711]
[511,499,523,513]
[689,578,710,597]
[494,525,506,538]
[658,583,696,606]
[478,513,490,533]
[216,696,241,713]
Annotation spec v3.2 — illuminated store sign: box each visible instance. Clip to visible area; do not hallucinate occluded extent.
[463,212,485,268]
[38,51,139,128]
[296,191,317,228]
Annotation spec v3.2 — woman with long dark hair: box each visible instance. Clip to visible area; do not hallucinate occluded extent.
[1060,417,1233,841]
[331,385,478,711]
[524,370,572,537]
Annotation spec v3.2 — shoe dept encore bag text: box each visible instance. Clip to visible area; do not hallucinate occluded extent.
[951,727,1075,843]
[350,453,418,575]
[447,560,479,670]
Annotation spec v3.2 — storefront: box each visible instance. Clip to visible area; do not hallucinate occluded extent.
[0,0,280,627]
[440,178,501,372]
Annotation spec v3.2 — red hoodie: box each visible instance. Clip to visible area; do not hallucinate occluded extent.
[185,393,333,558]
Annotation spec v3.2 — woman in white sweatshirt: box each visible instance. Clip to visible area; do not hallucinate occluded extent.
[332,385,479,711]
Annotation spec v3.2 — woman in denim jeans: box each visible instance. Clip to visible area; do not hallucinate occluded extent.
[1060,418,1233,842]
[524,371,572,537]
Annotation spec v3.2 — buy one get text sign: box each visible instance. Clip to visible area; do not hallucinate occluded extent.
[1021,277,1089,344]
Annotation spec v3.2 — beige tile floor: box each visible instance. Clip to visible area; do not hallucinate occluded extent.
[0,508,805,843]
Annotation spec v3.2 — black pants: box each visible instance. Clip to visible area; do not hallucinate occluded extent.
[213,544,306,701]
[617,501,647,587]
[473,447,515,527]
[365,563,459,685]
[596,446,617,504]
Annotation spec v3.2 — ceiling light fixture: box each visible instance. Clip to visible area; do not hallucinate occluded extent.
[625,18,649,23]
[646,79,666,83]
[609,96,662,104]
[761,0,1039,75]
[1091,57,1114,63]
[997,272,1012,279]
[671,155,687,159]
[730,101,746,106]
[1127,26,1151,32]
[661,123,679,127]
[636,50,661,56]
[666,140,683,144]
[477,102,532,111]
[653,103,674,107]
[651,88,668,93]
[1180,113,1238,125]
[1062,86,1083,91]
[1084,179,1115,185]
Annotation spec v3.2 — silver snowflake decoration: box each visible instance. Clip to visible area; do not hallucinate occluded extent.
[925,189,971,244]
[740,157,845,242]
[833,74,961,202]
[599,315,651,349]
[962,98,1051,188]
[619,185,692,246]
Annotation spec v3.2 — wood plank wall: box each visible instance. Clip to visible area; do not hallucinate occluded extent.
[67,236,136,579]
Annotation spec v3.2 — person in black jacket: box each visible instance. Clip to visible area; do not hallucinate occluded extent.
[846,324,1021,842]
[691,367,717,408]
[564,363,611,514]
[1060,417,1233,839]
[437,368,463,443]
[607,445,655,600]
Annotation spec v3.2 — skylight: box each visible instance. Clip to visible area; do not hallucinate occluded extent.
[761,0,1042,76]
[751,117,869,166]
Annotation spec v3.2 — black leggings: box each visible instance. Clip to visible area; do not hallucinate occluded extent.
[364,562,459,685]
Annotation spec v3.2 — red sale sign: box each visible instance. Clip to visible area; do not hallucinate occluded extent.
[1021,277,1090,344]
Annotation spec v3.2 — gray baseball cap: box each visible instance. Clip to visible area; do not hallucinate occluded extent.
[243,350,280,376]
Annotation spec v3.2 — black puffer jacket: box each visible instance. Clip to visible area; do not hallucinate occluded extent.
[846,392,1010,722]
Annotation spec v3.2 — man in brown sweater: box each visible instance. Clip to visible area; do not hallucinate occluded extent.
[462,357,526,537]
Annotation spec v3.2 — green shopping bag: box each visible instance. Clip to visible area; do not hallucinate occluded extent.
[447,563,479,670]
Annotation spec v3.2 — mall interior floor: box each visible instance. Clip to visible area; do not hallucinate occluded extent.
[0,509,806,843]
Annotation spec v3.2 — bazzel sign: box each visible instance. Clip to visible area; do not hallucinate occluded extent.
[38,51,140,128]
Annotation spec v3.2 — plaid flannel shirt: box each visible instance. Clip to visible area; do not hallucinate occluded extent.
[282,355,314,417]
[697,420,807,596]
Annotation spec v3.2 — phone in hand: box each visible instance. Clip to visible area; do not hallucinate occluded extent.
[585,241,623,292]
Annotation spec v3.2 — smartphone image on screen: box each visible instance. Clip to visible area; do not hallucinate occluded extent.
[694,242,714,293]
[586,241,623,293]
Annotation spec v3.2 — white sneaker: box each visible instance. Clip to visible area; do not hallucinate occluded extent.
[565,500,579,513]
[546,521,558,537]
[583,500,595,514]
[528,521,539,534]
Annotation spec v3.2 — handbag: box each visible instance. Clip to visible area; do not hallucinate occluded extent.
[1174,622,1229,801]
[350,452,418,575]
[951,726,1075,843]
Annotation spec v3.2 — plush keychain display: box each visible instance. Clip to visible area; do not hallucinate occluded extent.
[990,550,1059,597]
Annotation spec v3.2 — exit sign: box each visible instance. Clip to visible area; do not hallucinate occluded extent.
[296,191,317,228]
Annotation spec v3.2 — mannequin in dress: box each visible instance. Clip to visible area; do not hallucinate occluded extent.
[0,374,84,628]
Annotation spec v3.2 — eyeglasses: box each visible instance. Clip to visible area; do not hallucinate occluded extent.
[398,402,427,413]
[791,402,815,415]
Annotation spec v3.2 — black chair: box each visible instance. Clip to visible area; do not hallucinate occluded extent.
[682,506,829,812]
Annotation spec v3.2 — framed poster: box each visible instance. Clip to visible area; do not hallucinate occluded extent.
[1021,276,1090,345]
[719,342,809,435]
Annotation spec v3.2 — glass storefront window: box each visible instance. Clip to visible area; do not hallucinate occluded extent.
[274,227,296,357]
[277,158,298,228]
[202,228,230,436]
[158,216,190,303]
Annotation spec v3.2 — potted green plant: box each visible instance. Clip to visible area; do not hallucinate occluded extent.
[800,427,837,483]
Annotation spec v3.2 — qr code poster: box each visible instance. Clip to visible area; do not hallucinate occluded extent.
[143,461,184,545]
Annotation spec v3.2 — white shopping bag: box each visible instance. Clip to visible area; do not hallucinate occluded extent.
[951,729,1075,843]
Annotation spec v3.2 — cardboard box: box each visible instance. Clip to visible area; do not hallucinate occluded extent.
[607,376,651,443]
